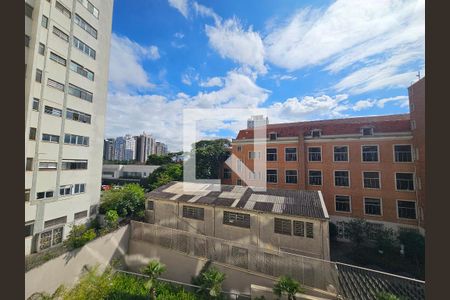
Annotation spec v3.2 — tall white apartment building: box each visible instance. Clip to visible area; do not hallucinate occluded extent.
[124,134,137,161]
[25,0,114,255]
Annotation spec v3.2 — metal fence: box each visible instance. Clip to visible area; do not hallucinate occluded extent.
[129,221,425,300]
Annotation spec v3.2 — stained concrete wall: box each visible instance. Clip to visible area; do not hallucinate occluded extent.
[25,225,130,299]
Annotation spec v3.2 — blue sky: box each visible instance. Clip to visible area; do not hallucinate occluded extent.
[105,0,424,151]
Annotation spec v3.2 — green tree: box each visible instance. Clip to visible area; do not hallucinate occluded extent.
[146,154,173,165]
[196,266,226,298]
[148,163,183,190]
[186,139,231,179]
[346,219,368,249]
[273,276,304,300]
[100,183,145,218]
[141,260,167,300]
[105,209,119,230]
[398,230,425,277]
[374,227,397,253]
[64,224,96,250]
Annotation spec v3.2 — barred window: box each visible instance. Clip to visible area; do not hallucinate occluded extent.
[334,146,348,162]
[147,200,154,210]
[41,15,49,28]
[42,133,59,143]
[70,60,94,81]
[223,211,250,228]
[72,36,96,59]
[47,78,65,91]
[39,227,63,251]
[266,169,277,183]
[55,1,71,18]
[308,170,322,186]
[74,14,97,38]
[89,204,99,216]
[61,160,88,170]
[274,218,291,235]
[285,170,298,184]
[68,84,93,102]
[334,170,350,187]
[398,201,416,219]
[66,108,91,124]
[52,26,69,42]
[363,171,380,189]
[306,222,314,238]
[308,147,321,162]
[35,69,42,83]
[285,148,297,161]
[394,145,413,162]
[267,148,277,161]
[362,127,374,136]
[50,52,66,66]
[364,198,382,216]
[182,205,204,220]
[64,134,89,146]
[44,105,62,117]
[362,145,379,162]
[335,195,351,212]
[293,221,305,237]
[74,210,88,220]
[396,173,415,191]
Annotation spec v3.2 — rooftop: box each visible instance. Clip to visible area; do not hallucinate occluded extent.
[147,181,328,219]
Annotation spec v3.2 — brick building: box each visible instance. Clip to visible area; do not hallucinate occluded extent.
[223,79,425,235]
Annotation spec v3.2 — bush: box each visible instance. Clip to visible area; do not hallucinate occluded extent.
[148,164,183,190]
[65,224,96,250]
[346,219,367,248]
[374,227,397,253]
[100,183,145,218]
[105,210,119,230]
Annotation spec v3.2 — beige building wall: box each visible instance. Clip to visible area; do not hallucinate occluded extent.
[25,0,114,254]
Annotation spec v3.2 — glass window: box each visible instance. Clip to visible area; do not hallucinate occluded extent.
[26,158,33,171]
[362,127,374,136]
[274,218,291,235]
[365,198,382,216]
[396,173,415,191]
[25,35,30,47]
[308,147,321,162]
[363,171,380,189]
[44,105,62,117]
[285,148,297,161]
[39,162,57,170]
[334,146,348,162]
[35,69,42,83]
[311,130,321,138]
[362,145,379,162]
[77,0,99,18]
[47,78,65,91]
[266,170,277,183]
[285,170,298,184]
[72,36,96,59]
[61,160,88,170]
[182,206,204,220]
[269,133,277,140]
[42,134,60,143]
[248,151,260,159]
[335,195,351,212]
[223,211,250,228]
[29,128,37,140]
[293,221,304,237]
[68,84,93,102]
[397,201,416,219]
[394,145,413,162]
[74,14,97,38]
[70,61,94,81]
[266,148,277,161]
[41,15,48,28]
[25,3,33,18]
[38,43,45,55]
[55,1,71,18]
[66,108,91,124]
[25,221,34,237]
[308,170,322,185]
[52,26,69,42]
[334,170,350,187]
[49,52,66,66]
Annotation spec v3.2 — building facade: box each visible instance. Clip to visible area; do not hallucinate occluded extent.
[113,136,125,161]
[25,0,114,254]
[102,164,160,186]
[155,141,168,156]
[124,134,136,161]
[103,138,114,161]
[135,132,155,163]
[225,80,425,235]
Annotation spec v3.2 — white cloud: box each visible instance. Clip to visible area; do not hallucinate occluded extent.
[353,100,375,111]
[376,95,409,108]
[199,77,223,87]
[108,33,160,92]
[193,1,221,25]
[168,0,189,18]
[181,67,199,85]
[174,32,184,39]
[271,74,297,86]
[205,17,267,74]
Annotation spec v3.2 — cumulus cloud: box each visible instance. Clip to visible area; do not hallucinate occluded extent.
[199,77,223,87]
[353,100,376,111]
[205,17,267,74]
[109,33,160,92]
[168,0,189,18]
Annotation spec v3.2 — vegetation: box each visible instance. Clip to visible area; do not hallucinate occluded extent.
[273,275,304,300]
[147,163,183,190]
[100,183,145,219]
[64,224,97,250]
[346,219,368,249]
[186,139,231,179]
[146,154,174,165]
[376,291,403,300]
[141,260,167,300]
[104,209,119,230]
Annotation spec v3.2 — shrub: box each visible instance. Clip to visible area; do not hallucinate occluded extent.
[148,163,183,190]
[105,210,119,230]
[100,183,145,218]
[273,275,304,300]
[374,227,397,253]
[65,224,96,250]
[195,266,226,299]
[141,260,167,300]
[346,219,367,248]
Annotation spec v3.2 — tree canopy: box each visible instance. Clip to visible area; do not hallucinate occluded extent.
[188,139,231,179]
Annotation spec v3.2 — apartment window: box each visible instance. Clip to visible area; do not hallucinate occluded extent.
[334,146,348,162]
[266,170,277,183]
[74,210,88,220]
[182,206,204,220]
[47,78,65,91]
[308,170,322,186]
[223,211,250,228]
[308,147,321,162]
[285,148,297,161]
[362,127,374,136]
[306,222,314,238]
[25,189,30,202]
[64,134,89,146]
[363,171,380,189]
[61,160,88,170]
[39,227,63,251]
[75,183,86,193]
[147,201,154,210]
[39,162,57,170]
[335,195,351,212]
[70,60,94,81]
[68,84,93,102]
[77,0,99,18]
[26,158,33,171]
[248,151,260,159]
[44,216,67,228]
[41,15,49,28]
[334,171,350,187]
[394,145,413,162]
[44,106,62,117]
[309,129,321,138]
[59,185,72,196]
[89,204,99,216]
[33,98,40,111]
[285,170,298,184]
[25,221,34,237]
[274,218,291,235]
[55,1,71,18]
[396,173,415,191]
[38,43,45,55]
[66,108,91,124]
[336,221,349,239]
[36,190,54,199]
[266,148,277,161]
[25,34,30,47]
[397,201,417,219]
[74,14,97,38]
[29,127,37,140]
[53,26,69,42]
[35,69,42,83]
[362,145,379,162]
[25,3,33,18]
[223,168,231,179]
[42,133,60,143]
[293,221,305,237]
[72,36,96,59]
[269,132,277,140]
[49,52,67,66]
[236,179,242,186]
[364,198,382,216]
[237,145,242,152]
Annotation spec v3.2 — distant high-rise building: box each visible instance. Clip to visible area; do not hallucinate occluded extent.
[135,132,155,163]
[103,138,115,161]
[155,142,168,156]
[124,134,136,161]
[113,137,126,161]
[247,115,269,129]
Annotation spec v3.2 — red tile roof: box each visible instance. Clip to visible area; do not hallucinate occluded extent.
[236,114,411,139]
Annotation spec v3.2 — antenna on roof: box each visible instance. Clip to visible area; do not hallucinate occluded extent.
[416,70,421,79]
